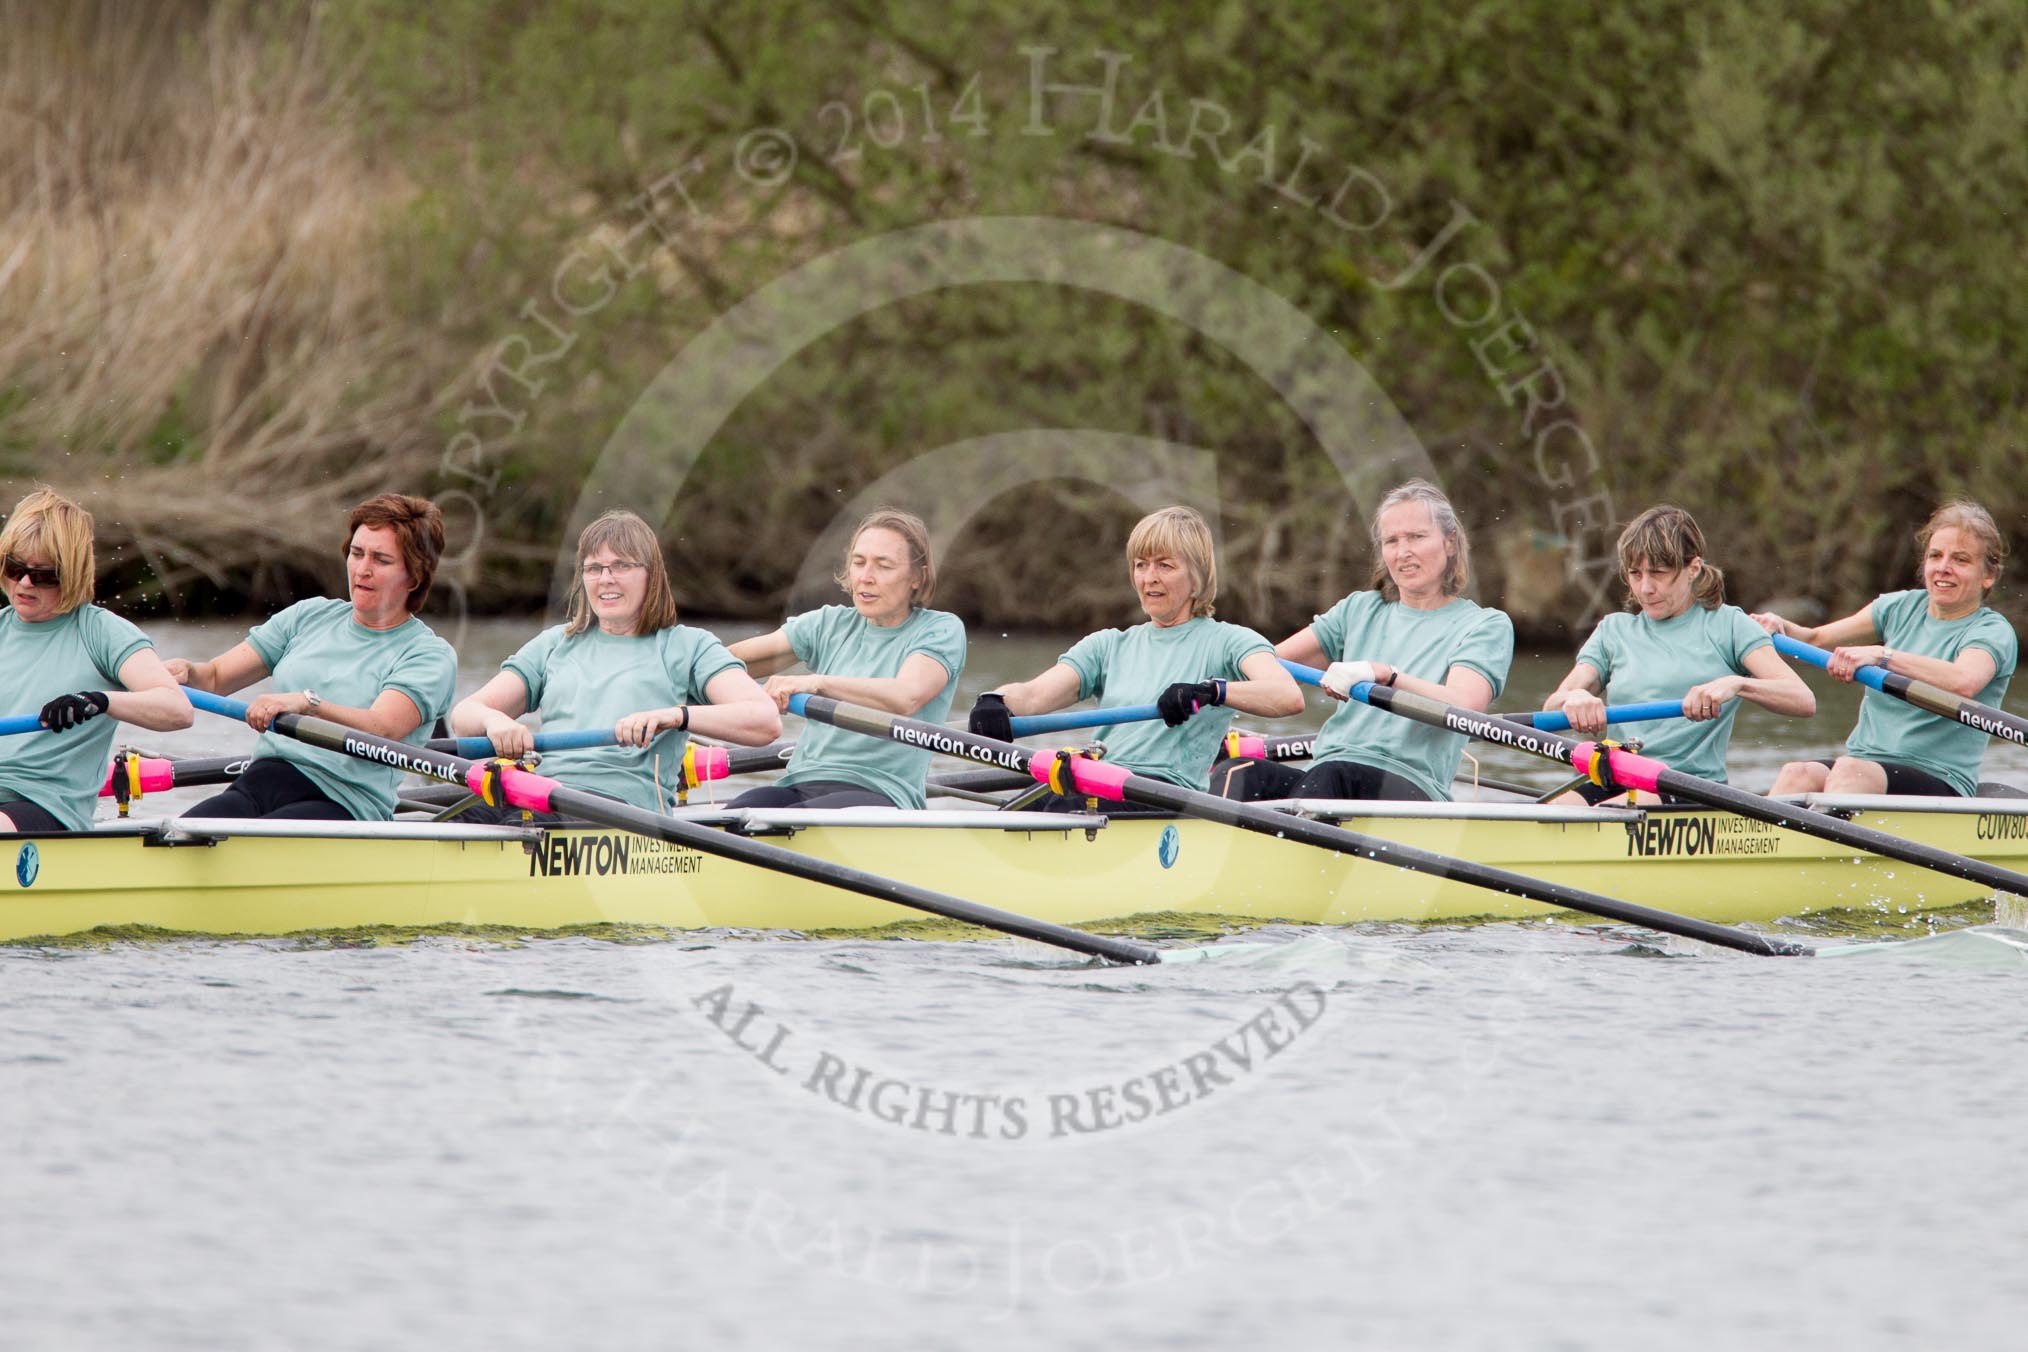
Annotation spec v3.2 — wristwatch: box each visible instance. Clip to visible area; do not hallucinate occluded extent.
[1878,648,1894,669]
[303,689,323,710]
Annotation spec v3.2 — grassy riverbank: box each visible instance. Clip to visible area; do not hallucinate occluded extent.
[3,0,2023,635]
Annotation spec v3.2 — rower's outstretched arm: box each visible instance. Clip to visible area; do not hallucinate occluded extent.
[1224,649,1305,717]
[1274,626,1328,669]
[613,667,781,748]
[765,653,950,716]
[165,642,269,696]
[1541,661,1607,732]
[1751,604,1877,650]
[108,650,195,732]
[692,667,783,744]
[1725,644,1817,717]
[450,672,529,736]
[991,662,1084,716]
[450,672,534,756]
[1876,645,1999,699]
[728,628,797,680]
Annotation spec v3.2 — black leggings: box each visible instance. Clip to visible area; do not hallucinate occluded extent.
[1212,756,1431,803]
[728,779,897,809]
[1811,757,1961,797]
[0,797,66,832]
[187,759,355,821]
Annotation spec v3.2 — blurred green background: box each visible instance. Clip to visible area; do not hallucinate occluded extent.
[2,0,2022,637]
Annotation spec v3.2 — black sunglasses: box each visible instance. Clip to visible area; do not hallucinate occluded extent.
[2,556,60,588]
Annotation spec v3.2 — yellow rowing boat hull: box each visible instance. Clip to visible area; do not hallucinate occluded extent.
[6,797,2027,943]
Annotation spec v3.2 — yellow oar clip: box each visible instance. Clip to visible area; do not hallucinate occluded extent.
[1584,739,1623,790]
[1047,746,1097,797]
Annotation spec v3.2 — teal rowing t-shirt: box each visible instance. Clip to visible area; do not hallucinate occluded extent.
[1310,592,1515,801]
[503,623,744,810]
[1058,617,1273,790]
[779,606,966,808]
[1573,604,1771,783]
[0,605,152,830]
[244,598,458,820]
[1845,589,2018,796]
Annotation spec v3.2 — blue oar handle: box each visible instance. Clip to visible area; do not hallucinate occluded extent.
[184,691,625,756]
[1010,704,1160,735]
[1771,633,1890,691]
[1516,700,1688,732]
[432,729,619,757]
[186,689,252,720]
[783,693,1160,738]
[1,713,47,736]
[1277,659,1687,728]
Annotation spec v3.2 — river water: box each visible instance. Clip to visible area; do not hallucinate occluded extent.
[4,617,2027,1350]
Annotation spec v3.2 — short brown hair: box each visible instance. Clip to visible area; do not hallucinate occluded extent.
[566,510,678,637]
[1916,500,2008,594]
[1126,506,1219,618]
[0,487,96,615]
[1366,479,1470,602]
[345,494,445,612]
[834,507,937,608]
[1616,505,1725,610]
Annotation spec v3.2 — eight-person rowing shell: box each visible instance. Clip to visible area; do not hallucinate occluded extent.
[0,489,193,833]
[967,506,1303,806]
[448,509,781,824]
[167,494,459,821]
[724,509,965,810]
[5,485,2022,834]
[1755,500,2019,798]
[1215,480,1513,803]
[1540,505,1815,805]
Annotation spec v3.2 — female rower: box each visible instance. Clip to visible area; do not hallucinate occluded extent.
[0,489,192,832]
[1217,479,1513,802]
[967,505,1302,801]
[727,508,964,809]
[1756,500,2017,797]
[169,493,458,821]
[451,509,779,820]
[1541,505,1814,805]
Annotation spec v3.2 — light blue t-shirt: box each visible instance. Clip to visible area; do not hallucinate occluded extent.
[0,605,153,830]
[1310,592,1515,801]
[503,623,744,810]
[1846,589,2018,795]
[779,606,966,808]
[244,598,458,820]
[1058,617,1273,790]
[1573,604,1771,783]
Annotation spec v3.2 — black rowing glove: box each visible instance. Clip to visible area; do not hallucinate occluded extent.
[968,693,1014,741]
[41,690,110,733]
[1157,680,1224,727]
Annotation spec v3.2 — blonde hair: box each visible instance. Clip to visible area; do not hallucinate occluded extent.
[1916,500,2008,594]
[1616,505,1724,610]
[0,488,96,614]
[834,507,936,608]
[1126,506,1218,618]
[1366,479,1469,601]
[564,510,678,637]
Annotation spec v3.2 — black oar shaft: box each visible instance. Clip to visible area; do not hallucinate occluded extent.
[794,697,1806,957]
[1773,633,2028,748]
[1357,682,2028,903]
[248,707,1159,965]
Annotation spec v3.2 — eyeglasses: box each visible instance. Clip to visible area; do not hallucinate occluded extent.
[2,556,59,588]
[581,561,646,580]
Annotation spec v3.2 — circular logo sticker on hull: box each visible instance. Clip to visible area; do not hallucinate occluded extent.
[1157,823,1180,869]
[16,842,40,888]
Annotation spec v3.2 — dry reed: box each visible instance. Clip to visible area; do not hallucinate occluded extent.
[0,0,437,610]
